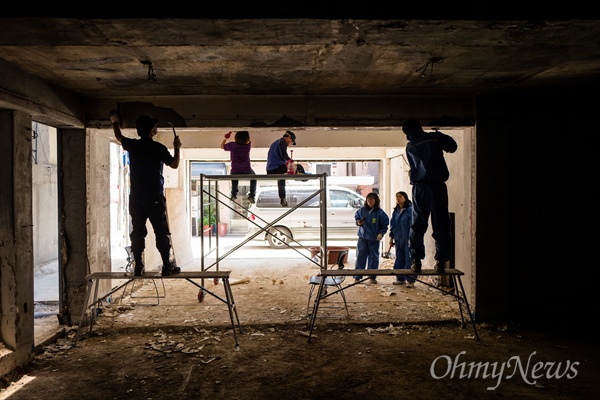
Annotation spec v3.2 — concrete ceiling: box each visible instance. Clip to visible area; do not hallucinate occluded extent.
[1,5,600,129]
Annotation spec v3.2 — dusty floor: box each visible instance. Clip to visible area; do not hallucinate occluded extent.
[4,247,600,399]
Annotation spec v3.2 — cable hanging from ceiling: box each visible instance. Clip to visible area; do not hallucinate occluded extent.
[141,60,157,81]
[415,56,445,79]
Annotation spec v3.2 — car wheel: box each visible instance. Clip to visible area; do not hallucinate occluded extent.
[267,226,292,249]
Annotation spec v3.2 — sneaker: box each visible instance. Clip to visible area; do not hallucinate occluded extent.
[162,262,181,276]
[280,198,288,207]
[369,278,378,285]
[393,280,405,285]
[406,281,414,288]
[247,196,255,204]
[410,259,422,273]
[354,278,361,284]
[134,263,145,277]
[433,260,445,273]
[231,194,237,200]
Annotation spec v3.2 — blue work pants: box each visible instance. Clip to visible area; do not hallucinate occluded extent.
[409,181,452,262]
[354,237,380,280]
[393,240,416,283]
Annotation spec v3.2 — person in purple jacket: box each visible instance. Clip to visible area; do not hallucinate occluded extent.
[353,192,389,285]
[221,130,257,204]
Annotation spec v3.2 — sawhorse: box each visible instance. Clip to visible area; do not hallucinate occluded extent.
[306,268,479,342]
[74,270,243,349]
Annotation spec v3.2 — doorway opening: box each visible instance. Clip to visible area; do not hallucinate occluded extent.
[32,122,60,346]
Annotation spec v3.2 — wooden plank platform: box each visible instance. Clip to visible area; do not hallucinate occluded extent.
[76,269,242,349]
[318,268,464,277]
[307,268,479,342]
[85,270,233,280]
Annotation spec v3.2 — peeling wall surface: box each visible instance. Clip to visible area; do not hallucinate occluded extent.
[59,130,90,326]
[87,133,112,295]
[166,188,194,269]
[0,110,35,376]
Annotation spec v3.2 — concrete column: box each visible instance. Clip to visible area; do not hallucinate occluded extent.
[87,133,111,277]
[0,109,35,375]
[58,129,111,326]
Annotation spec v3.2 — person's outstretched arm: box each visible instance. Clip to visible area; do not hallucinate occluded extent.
[438,131,458,153]
[169,136,182,169]
[109,110,123,144]
[221,131,231,150]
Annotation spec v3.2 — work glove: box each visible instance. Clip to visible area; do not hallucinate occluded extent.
[376,233,383,241]
[109,110,120,124]
[224,131,232,139]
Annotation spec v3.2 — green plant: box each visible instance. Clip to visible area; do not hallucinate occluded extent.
[202,205,216,226]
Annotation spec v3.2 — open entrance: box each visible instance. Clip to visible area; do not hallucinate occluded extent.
[190,160,379,239]
[32,122,60,346]
[31,125,474,343]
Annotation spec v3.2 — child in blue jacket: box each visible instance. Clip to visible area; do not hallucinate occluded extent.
[354,192,389,284]
[389,191,416,287]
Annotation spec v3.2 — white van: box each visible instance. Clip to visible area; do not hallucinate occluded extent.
[246,185,365,248]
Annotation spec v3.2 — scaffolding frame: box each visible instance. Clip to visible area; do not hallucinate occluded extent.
[199,173,331,273]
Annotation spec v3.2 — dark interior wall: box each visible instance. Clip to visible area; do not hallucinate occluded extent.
[474,90,598,324]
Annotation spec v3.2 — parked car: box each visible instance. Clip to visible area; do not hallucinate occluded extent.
[246,185,365,248]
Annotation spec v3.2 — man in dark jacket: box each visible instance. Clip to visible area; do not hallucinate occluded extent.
[402,118,458,273]
[266,130,296,207]
[109,111,182,276]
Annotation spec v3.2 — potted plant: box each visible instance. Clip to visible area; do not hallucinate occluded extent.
[202,205,216,233]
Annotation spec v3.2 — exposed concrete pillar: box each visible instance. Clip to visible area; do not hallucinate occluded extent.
[87,132,111,279]
[0,109,35,375]
[57,129,111,326]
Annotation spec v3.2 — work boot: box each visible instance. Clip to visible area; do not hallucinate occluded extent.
[410,259,422,273]
[162,261,181,276]
[134,262,145,277]
[433,260,445,273]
